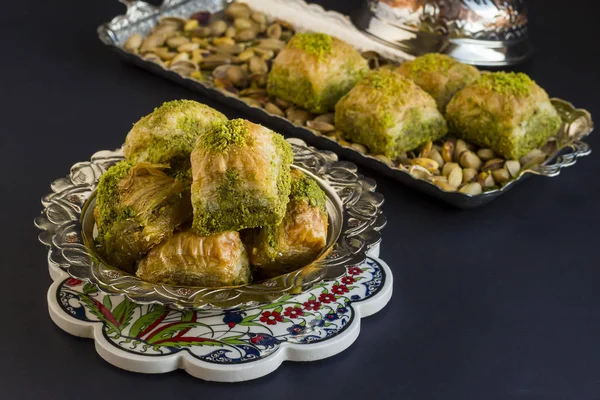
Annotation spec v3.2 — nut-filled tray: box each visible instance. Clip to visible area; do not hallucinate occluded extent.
[98,0,593,208]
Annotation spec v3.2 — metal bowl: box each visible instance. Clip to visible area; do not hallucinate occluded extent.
[352,0,533,66]
[35,138,386,310]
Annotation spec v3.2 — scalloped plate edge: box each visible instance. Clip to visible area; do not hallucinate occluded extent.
[47,255,392,382]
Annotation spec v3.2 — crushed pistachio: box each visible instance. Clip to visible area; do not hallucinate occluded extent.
[199,119,252,152]
[404,53,454,74]
[290,33,333,58]
[290,170,327,211]
[95,161,134,234]
[363,69,412,101]
[477,72,534,96]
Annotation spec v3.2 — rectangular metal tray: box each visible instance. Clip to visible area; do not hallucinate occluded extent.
[98,0,594,208]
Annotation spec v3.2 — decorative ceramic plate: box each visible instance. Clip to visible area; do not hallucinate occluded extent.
[35,138,386,310]
[47,252,392,382]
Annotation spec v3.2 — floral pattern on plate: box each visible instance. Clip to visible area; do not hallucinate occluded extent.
[54,257,390,368]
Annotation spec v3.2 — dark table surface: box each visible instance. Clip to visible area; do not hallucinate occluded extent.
[2,0,600,399]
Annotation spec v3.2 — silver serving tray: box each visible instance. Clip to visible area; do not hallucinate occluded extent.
[98,0,593,208]
[34,139,386,310]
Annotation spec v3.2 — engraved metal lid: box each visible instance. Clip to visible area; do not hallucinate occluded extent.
[351,0,533,66]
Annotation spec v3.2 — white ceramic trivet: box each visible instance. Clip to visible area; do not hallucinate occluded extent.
[48,255,393,382]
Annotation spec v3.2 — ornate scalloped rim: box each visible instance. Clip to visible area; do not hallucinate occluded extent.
[35,138,386,310]
[47,255,393,382]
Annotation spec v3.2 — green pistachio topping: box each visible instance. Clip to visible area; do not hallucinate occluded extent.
[200,119,251,152]
[290,171,327,211]
[290,33,333,58]
[477,72,534,96]
[95,161,134,234]
[404,53,454,74]
[363,69,412,100]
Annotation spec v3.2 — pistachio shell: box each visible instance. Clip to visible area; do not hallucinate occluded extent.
[248,56,268,74]
[448,167,463,188]
[314,113,335,124]
[140,32,167,53]
[505,160,521,178]
[159,17,185,28]
[166,36,189,49]
[171,52,190,63]
[251,12,267,25]
[226,65,248,87]
[520,149,546,167]
[215,43,245,55]
[306,120,335,133]
[419,140,433,158]
[454,139,468,161]
[275,97,291,109]
[225,2,251,19]
[428,148,445,168]
[256,38,286,51]
[124,33,143,52]
[265,102,285,117]
[266,23,282,39]
[170,60,198,76]
[442,141,454,163]
[411,158,439,173]
[153,47,177,60]
[213,37,236,46]
[240,96,262,107]
[459,151,482,170]
[435,181,458,192]
[459,182,483,195]
[236,29,257,42]
[476,148,495,161]
[176,42,199,53]
[209,20,228,36]
[351,143,368,154]
[201,54,233,69]
[408,165,432,180]
[225,27,237,38]
[286,107,312,124]
[492,168,510,185]
[477,172,495,188]
[375,154,393,166]
[442,162,460,178]
[191,27,212,38]
[238,48,254,61]
[184,19,200,32]
[234,18,254,31]
[462,168,477,183]
[482,158,505,171]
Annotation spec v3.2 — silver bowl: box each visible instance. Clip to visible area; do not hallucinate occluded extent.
[35,138,386,310]
[352,0,533,66]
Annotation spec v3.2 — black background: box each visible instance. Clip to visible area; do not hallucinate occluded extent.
[2,1,600,399]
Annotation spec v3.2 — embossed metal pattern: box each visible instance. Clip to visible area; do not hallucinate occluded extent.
[35,139,386,310]
[355,0,532,65]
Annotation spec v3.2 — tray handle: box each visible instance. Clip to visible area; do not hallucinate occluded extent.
[527,140,591,177]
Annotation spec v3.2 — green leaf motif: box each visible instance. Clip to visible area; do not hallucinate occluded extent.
[112,298,137,328]
[128,306,167,338]
[83,283,98,295]
[103,296,112,310]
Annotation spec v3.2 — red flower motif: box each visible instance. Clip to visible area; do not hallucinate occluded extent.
[341,276,355,285]
[259,311,283,325]
[303,300,321,311]
[319,293,337,304]
[331,285,349,295]
[65,278,83,287]
[347,267,362,276]
[283,307,304,319]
